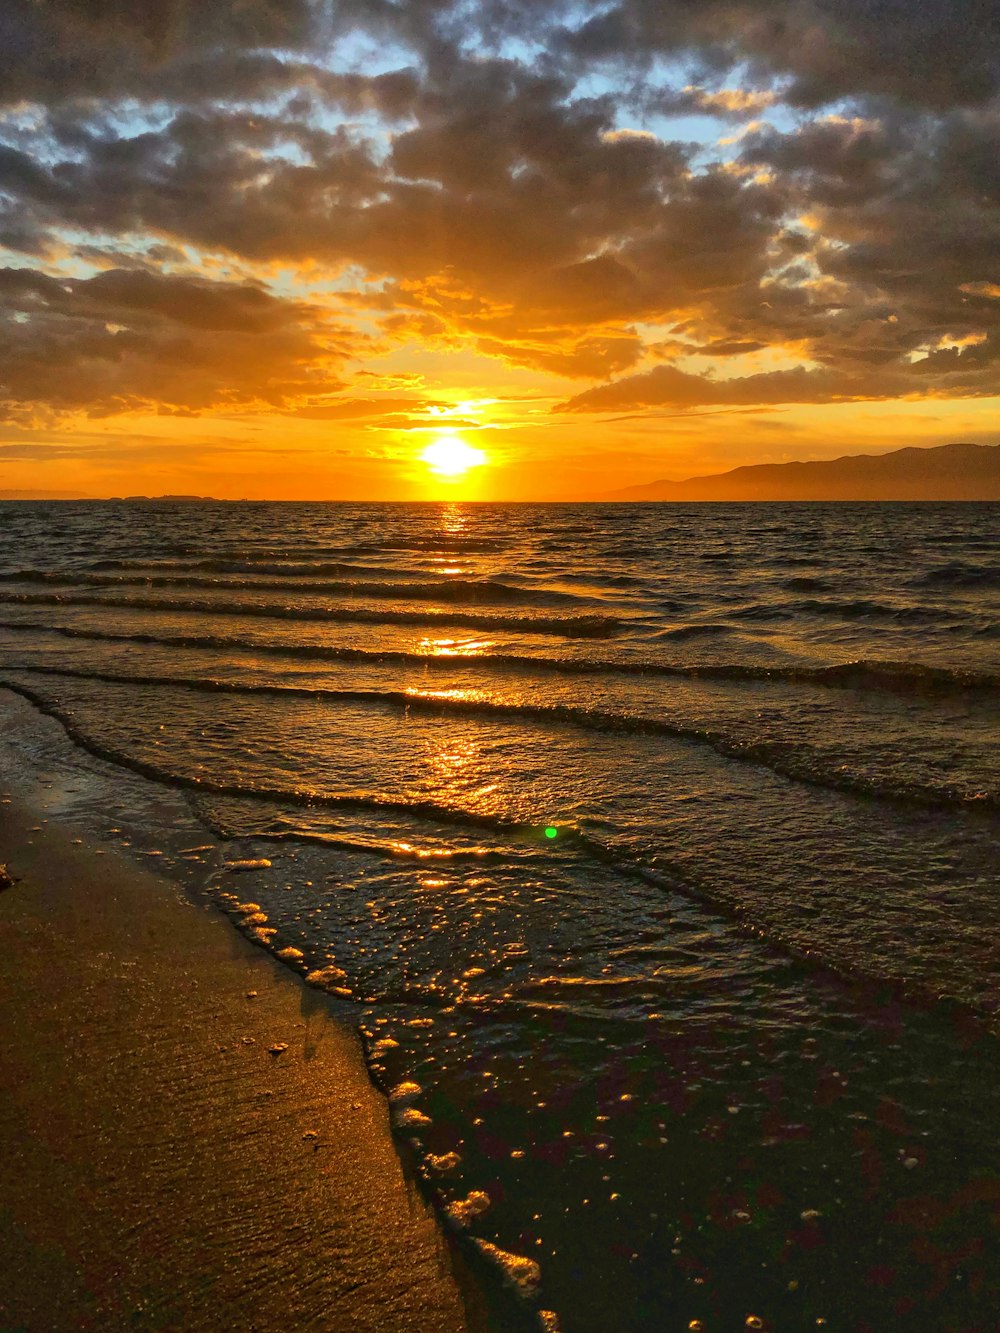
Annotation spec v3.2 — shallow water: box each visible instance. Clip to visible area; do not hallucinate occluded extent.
[1,499,998,1330]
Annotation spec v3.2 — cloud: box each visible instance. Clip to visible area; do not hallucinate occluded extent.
[0,267,358,420]
[559,344,1000,413]
[478,331,644,380]
[556,0,1000,110]
[0,0,998,424]
[560,363,841,412]
[649,86,779,121]
[0,0,320,104]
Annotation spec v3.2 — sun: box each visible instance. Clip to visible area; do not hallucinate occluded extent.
[421,433,487,478]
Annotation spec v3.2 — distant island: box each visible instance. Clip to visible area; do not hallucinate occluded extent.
[603,442,1000,502]
[0,491,225,502]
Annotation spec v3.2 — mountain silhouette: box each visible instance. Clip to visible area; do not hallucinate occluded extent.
[604,442,1000,501]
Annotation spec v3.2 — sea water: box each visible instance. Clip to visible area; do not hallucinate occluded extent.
[0,500,997,1330]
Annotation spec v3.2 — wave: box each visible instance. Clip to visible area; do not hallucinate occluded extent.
[364,539,507,554]
[914,564,1000,589]
[803,659,1000,694]
[0,569,586,609]
[131,536,507,557]
[0,592,623,639]
[651,623,735,639]
[792,598,964,623]
[3,662,996,813]
[1,619,997,696]
[3,672,997,1026]
[0,674,560,836]
[731,597,978,625]
[784,577,830,592]
[92,548,384,567]
[203,822,513,865]
[73,557,440,580]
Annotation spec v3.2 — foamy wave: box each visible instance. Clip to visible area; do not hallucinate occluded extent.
[4,663,996,812]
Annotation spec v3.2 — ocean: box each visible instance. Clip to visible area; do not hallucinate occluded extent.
[0,499,998,1331]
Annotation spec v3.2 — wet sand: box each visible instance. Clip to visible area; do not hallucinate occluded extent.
[0,796,488,1331]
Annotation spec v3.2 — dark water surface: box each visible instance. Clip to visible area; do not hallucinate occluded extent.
[1,500,998,1331]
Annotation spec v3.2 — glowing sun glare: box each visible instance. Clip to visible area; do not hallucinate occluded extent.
[421,435,486,477]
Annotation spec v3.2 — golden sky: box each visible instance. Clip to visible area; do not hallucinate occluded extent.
[1,2,998,499]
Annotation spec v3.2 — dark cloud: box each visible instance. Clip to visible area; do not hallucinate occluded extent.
[0,268,357,420]
[0,0,320,104]
[556,0,1000,111]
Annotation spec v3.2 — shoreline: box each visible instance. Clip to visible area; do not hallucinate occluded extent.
[0,779,491,1331]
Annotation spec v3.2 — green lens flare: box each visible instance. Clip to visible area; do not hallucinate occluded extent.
[545,826,559,839]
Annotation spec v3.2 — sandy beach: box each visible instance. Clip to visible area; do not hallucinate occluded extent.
[0,779,489,1331]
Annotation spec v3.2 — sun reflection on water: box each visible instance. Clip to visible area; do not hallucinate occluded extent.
[417,636,496,657]
[405,686,484,703]
[438,501,468,534]
[388,841,459,860]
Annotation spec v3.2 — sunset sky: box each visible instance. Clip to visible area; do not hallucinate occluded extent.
[1,0,998,499]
